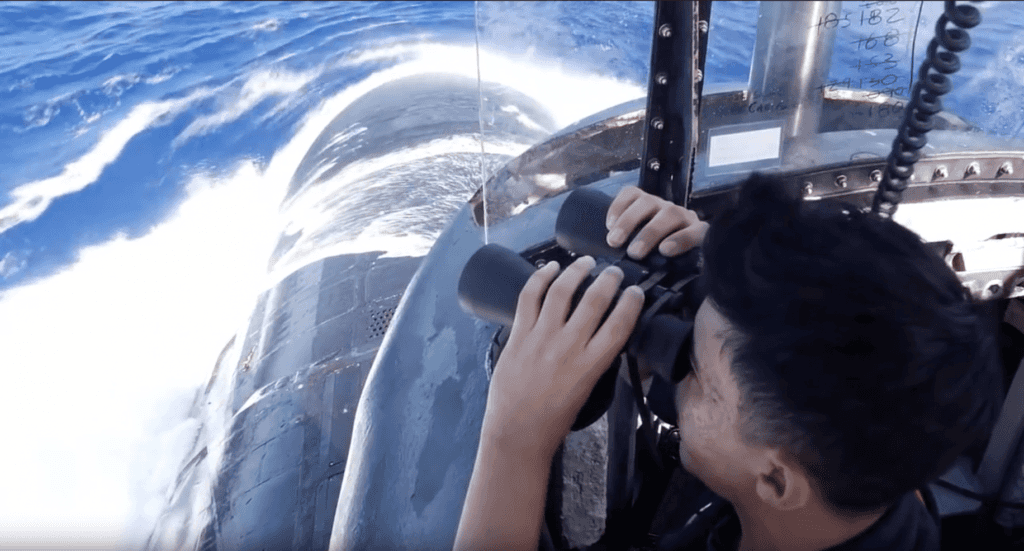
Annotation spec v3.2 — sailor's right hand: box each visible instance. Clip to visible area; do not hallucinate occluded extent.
[482,256,644,460]
[605,186,709,260]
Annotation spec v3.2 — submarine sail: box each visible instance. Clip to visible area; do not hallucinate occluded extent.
[331,1,1024,550]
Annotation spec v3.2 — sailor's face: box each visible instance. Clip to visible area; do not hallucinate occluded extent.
[674,299,765,502]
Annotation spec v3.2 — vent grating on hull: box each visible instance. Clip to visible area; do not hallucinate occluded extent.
[368,306,396,339]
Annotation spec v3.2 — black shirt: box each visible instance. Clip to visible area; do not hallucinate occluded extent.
[664,491,940,551]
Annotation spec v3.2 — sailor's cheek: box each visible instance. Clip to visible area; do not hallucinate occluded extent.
[677,416,700,473]
[687,405,720,453]
[677,378,715,471]
[684,379,721,437]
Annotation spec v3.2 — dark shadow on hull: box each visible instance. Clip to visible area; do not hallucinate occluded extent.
[145,251,421,551]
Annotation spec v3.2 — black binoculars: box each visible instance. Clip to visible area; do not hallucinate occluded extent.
[458,187,705,430]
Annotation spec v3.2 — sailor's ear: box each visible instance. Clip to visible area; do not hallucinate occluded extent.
[754,448,810,512]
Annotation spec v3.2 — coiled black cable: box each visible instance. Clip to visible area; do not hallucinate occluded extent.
[870,0,1024,520]
[871,1,981,217]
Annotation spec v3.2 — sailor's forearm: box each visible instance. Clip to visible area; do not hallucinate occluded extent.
[453,418,554,551]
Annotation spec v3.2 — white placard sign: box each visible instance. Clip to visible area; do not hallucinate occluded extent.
[708,126,782,167]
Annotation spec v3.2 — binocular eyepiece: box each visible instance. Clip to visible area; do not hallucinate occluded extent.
[457,187,703,430]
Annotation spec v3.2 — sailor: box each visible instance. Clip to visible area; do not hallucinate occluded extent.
[453,173,1003,551]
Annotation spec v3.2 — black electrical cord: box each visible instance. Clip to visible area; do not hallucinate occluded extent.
[871,1,981,217]
[869,0,1024,516]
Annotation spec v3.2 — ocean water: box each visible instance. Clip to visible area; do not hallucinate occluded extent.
[0,2,653,548]
[1,1,1022,548]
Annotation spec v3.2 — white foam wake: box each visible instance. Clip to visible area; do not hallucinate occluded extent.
[172,67,322,147]
[0,66,324,240]
[0,88,212,237]
[0,36,648,549]
[0,158,282,549]
[346,42,645,129]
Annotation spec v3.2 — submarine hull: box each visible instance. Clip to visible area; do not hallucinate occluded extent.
[144,73,555,551]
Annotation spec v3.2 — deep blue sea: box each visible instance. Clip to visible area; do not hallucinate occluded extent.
[1,1,1022,548]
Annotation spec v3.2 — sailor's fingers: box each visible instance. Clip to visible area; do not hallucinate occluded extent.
[606,186,644,231]
[606,190,662,249]
[511,260,559,337]
[625,205,698,259]
[658,220,711,256]
[538,256,595,327]
[566,264,624,339]
[587,285,645,367]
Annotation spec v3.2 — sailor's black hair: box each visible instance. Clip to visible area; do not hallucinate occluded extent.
[700,172,1003,516]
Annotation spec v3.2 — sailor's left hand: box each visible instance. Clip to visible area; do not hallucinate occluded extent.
[480,256,645,461]
[606,185,709,260]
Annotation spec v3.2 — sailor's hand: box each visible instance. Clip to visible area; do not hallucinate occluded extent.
[605,186,709,260]
[482,256,645,459]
